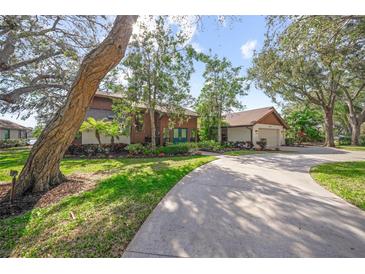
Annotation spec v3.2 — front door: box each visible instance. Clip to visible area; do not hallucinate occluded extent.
[173,128,188,143]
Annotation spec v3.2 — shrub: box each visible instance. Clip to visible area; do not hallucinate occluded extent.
[338,136,351,146]
[159,143,191,155]
[125,143,145,155]
[198,140,222,152]
[285,138,295,146]
[360,136,365,146]
[0,139,27,148]
[256,138,267,150]
[66,143,127,156]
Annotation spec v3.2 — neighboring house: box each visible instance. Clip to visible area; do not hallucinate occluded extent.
[222,107,288,149]
[81,92,198,145]
[0,119,32,140]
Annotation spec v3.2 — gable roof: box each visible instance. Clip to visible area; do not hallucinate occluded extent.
[0,119,29,130]
[224,107,288,128]
[94,91,198,117]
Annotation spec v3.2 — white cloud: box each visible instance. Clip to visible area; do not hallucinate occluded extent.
[240,40,258,59]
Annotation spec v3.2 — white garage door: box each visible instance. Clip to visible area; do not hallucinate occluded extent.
[258,128,279,148]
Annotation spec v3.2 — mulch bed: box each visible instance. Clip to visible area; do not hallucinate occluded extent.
[0,173,105,219]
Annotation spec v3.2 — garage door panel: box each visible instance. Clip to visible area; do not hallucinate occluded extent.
[258,128,279,148]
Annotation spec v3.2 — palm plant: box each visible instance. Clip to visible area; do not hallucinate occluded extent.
[80,117,108,146]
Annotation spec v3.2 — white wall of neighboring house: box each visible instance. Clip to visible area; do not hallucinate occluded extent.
[227,127,251,142]
[252,123,284,149]
[81,130,130,145]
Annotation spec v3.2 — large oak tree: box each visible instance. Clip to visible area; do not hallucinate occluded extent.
[247,16,365,147]
[13,15,137,196]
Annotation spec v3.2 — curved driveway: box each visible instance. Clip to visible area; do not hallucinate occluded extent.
[123,146,365,257]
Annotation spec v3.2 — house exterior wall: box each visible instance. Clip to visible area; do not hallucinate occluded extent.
[252,123,284,149]
[81,130,130,145]
[227,127,251,142]
[0,128,29,140]
[83,95,198,145]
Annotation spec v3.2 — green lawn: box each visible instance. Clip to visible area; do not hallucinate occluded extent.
[1,148,200,182]
[0,148,215,257]
[311,161,365,210]
[337,145,365,151]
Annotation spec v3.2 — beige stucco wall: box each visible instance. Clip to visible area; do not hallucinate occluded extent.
[227,127,252,142]
[253,123,284,149]
[82,130,130,145]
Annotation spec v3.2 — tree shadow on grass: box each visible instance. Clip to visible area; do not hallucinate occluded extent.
[0,156,211,257]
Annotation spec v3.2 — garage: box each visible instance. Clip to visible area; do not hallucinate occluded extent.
[258,128,280,148]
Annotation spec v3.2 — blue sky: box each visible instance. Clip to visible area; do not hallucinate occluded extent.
[188,16,275,110]
[2,15,278,128]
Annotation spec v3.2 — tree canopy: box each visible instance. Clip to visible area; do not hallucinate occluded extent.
[111,16,195,148]
[196,52,245,142]
[0,15,112,121]
[247,16,365,147]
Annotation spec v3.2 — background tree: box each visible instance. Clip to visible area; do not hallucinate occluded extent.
[0,15,112,122]
[247,16,364,147]
[14,15,137,196]
[283,105,324,144]
[112,16,194,149]
[196,52,245,143]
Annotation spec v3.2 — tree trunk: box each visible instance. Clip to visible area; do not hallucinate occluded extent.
[323,108,335,147]
[149,108,156,149]
[350,121,361,145]
[217,119,222,143]
[95,131,102,146]
[14,16,137,196]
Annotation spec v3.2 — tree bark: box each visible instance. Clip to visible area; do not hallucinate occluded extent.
[217,119,222,143]
[149,108,156,149]
[14,15,138,196]
[323,107,335,147]
[350,120,361,146]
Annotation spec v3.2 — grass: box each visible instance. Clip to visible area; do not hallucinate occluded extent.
[0,147,215,257]
[337,145,365,151]
[311,161,365,210]
[0,148,198,182]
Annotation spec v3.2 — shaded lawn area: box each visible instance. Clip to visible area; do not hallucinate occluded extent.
[0,147,181,183]
[337,145,365,151]
[0,147,215,257]
[311,161,365,210]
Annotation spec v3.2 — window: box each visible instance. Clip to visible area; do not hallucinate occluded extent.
[181,128,187,138]
[173,128,179,138]
[3,129,10,140]
[135,112,144,132]
[18,130,22,139]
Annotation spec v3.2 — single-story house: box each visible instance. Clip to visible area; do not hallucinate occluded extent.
[81,91,198,145]
[222,107,288,149]
[0,119,32,140]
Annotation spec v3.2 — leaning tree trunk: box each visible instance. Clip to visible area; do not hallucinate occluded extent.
[14,15,138,196]
[149,108,156,149]
[323,107,335,147]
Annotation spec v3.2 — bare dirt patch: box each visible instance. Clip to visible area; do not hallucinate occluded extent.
[0,173,106,219]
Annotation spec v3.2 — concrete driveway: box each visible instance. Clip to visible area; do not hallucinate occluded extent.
[123,146,365,257]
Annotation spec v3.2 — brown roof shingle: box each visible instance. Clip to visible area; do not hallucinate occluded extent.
[224,107,287,128]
